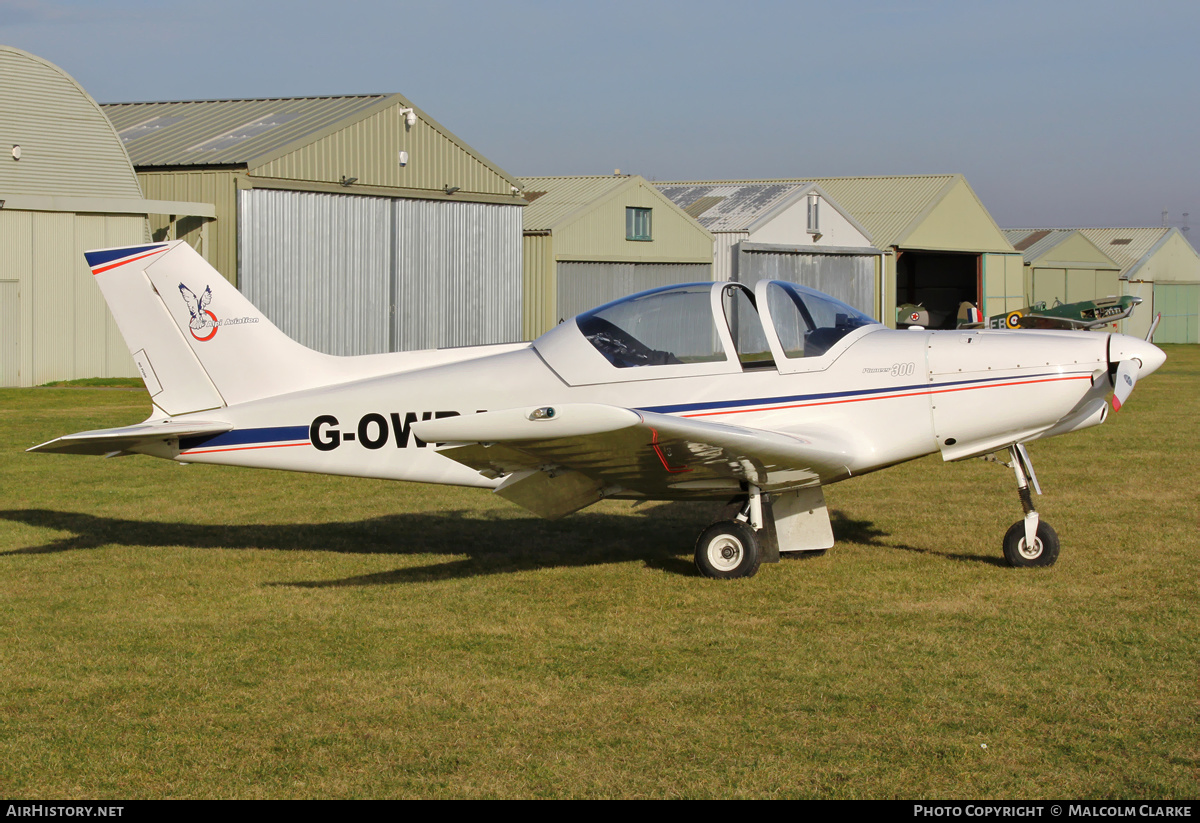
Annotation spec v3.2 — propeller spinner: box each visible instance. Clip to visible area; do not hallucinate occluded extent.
[1108,334,1167,411]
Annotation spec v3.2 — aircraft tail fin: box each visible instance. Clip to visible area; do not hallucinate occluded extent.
[87,243,223,415]
[88,241,531,416]
[86,241,344,414]
[956,301,983,328]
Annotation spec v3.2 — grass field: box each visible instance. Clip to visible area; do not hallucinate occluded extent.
[1,348,1196,799]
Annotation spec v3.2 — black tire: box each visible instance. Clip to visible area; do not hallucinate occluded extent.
[695,520,761,579]
[1002,520,1060,567]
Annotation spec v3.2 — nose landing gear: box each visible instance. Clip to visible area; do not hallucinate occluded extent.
[997,444,1060,567]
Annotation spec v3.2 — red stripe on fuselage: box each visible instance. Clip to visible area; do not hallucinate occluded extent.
[179,441,311,456]
[681,374,1092,419]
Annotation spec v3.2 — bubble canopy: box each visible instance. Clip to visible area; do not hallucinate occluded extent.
[533,281,882,386]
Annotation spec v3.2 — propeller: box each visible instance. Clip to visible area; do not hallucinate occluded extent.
[1111,359,1139,411]
[1107,334,1165,413]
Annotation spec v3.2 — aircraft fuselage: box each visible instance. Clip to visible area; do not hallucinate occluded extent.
[162,325,1130,499]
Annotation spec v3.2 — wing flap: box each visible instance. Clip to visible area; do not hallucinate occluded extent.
[28,420,233,456]
[494,469,606,520]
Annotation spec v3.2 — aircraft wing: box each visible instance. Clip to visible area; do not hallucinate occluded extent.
[1017,299,1140,331]
[1016,314,1097,330]
[27,420,233,456]
[412,404,857,519]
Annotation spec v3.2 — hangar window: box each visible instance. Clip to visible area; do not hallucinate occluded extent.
[117,114,187,143]
[626,207,652,241]
[187,112,303,153]
[577,284,724,368]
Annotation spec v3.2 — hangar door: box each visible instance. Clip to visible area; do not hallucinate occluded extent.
[1031,268,1122,306]
[896,251,979,330]
[556,261,710,324]
[239,189,523,356]
[736,246,877,318]
[1153,283,1199,343]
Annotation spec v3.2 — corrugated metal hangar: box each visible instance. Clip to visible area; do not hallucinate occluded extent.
[1004,229,1124,327]
[656,181,881,317]
[660,175,1022,328]
[1007,227,1200,343]
[518,175,713,338]
[103,94,527,355]
[816,174,1022,327]
[7,41,1196,393]
[0,46,211,387]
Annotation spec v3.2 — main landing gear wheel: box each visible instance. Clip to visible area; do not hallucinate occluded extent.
[1002,520,1060,568]
[695,520,761,579]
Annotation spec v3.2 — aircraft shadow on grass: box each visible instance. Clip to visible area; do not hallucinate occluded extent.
[0,505,996,586]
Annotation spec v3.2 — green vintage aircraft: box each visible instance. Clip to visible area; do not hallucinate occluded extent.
[975,295,1143,330]
[897,295,1142,331]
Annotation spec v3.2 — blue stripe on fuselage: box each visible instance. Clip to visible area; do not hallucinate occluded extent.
[638,371,1088,415]
[180,425,310,451]
[175,371,1092,451]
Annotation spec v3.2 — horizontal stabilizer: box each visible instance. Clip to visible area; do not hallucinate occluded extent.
[28,420,233,456]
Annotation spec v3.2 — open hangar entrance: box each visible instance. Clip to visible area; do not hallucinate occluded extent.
[896,250,980,329]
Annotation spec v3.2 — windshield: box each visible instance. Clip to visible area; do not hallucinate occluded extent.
[765,281,879,358]
[576,284,726,369]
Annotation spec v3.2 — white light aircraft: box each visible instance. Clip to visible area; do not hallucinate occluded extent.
[31,242,1166,578]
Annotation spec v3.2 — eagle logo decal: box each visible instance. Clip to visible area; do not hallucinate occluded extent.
[179,283,218,341]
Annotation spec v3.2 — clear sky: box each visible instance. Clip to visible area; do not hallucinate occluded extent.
[3,0,1196,230]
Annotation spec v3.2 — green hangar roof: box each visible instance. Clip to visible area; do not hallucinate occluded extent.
[657,174,1014,254]
[1007,227,1200,282]
[105,95,391,167]
[1003,229,1121,272]
[103,94,523,202]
